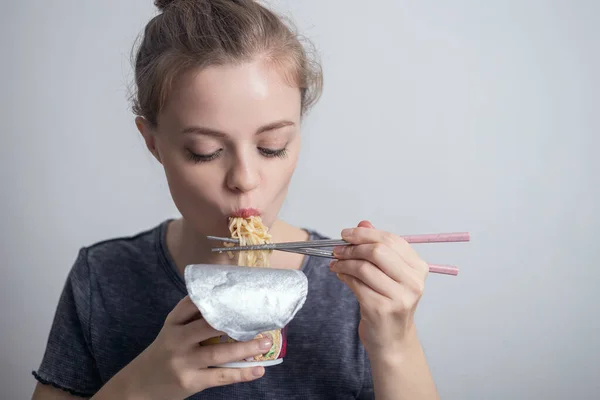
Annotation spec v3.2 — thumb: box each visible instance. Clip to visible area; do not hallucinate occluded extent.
[357,220,375,229]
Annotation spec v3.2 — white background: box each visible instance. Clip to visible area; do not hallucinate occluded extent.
[1,1,598,399]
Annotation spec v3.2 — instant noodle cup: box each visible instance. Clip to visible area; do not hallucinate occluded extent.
[185,257,307,369]
[201,326,288,368]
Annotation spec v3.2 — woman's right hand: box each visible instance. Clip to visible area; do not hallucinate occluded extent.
[92,295,272,400]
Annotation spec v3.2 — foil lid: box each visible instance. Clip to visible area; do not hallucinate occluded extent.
[184,264,308,341]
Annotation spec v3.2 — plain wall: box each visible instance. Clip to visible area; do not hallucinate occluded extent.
[1,1,598,399]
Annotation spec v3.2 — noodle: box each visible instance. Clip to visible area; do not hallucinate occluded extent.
[224,216,273,267]
[223,216,282,362]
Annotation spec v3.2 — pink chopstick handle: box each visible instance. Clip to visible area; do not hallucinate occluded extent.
[403,232,470,244]
[429,264,459,276]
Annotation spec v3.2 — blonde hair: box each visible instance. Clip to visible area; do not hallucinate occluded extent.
[132,0,323,127]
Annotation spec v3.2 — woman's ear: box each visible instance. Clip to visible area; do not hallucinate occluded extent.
[135,117,162,163]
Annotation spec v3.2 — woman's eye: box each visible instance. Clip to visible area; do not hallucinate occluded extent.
[258,147,288,158]
[187,149,222,163]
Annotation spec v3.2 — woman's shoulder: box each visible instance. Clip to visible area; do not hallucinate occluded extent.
[300,227,344,276]
[67,220,169,284]
[304,228,331,241]
[83,220,167,263]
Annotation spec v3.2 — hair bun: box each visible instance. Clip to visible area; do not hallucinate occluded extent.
[154,0,177,11]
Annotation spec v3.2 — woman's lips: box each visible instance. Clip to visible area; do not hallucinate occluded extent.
[229,208,261,218]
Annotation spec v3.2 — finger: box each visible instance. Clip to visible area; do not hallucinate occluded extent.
[191,336,275,368]
[200,366,265,390]
[166,295,202,326]
[341,226,390,246]
[330,259,396,299]
[336,272,385,306]
[340,227,428,275]
[357,220,375,229]
[334,242,411,284]
[179,318,226,346]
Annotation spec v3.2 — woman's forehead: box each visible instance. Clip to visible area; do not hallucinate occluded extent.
[162,60,302,131]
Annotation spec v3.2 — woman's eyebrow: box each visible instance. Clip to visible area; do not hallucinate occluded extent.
[181,120,295,137]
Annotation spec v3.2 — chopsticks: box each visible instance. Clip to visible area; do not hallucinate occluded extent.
[208,232,469,276]
[209,232,469,251]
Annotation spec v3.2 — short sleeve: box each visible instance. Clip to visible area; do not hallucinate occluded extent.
[32,248,102,397]
[357,350,375,399]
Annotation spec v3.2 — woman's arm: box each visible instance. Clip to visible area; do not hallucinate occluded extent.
[33,295,272,400]
[32,383,89,400]
[368,326,438,400]
[330,221,440,400]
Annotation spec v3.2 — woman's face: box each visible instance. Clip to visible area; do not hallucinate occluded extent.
[137,60,302,237]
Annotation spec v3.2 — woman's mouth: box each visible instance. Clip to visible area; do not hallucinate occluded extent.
[229,208,261,219]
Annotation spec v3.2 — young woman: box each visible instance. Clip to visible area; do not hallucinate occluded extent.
[31,1,439,399]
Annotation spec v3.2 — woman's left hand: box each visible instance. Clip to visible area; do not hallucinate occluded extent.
[330,220,429,355]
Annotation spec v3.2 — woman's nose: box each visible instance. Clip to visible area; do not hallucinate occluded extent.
[226,155,261,193]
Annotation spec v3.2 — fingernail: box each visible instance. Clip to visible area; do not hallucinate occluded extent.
[341,228,353,237]
[259,338,273,350]
[252,366,264,377]
[329,260,337,270]
[333,246,344,256]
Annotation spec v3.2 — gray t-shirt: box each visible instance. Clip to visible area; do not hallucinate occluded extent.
[33,220,374,399]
